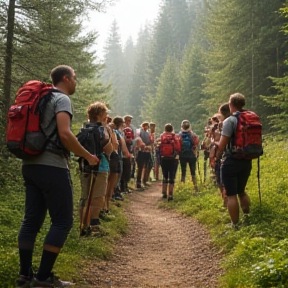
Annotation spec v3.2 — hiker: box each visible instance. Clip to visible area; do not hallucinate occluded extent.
[112,116,132,200]
[154,136,162,181]
[135,121,152,190]
[78,101,114,237]
[178,120,200,191]
[104,116,121,214]
[215,93,252,227]
[120,115,135,193]
[209,115,222,175]
[143,122,156,184]
[200,117,212,181]
[150,123,161,181]
[17,65,99,288]
[160,123,181,201]
[215,103,231,207]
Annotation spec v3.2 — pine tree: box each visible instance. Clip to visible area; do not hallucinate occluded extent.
[127,25,151,126]
[203,0,285,126]
[102,19,125,115]
[177,43,207,133]
[151,54,180,129]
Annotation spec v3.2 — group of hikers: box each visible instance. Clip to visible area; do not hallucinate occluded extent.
[13,65,262,288]
[200,94,262,229]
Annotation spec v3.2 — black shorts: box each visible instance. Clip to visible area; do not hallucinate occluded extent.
[221,157,252,196]
[109,151,120,173]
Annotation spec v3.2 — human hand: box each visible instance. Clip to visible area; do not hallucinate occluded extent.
[87,154,100,166]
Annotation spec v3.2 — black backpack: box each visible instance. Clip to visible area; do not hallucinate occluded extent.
[76,122,105,170]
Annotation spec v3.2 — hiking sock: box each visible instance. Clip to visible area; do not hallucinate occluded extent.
[90,218,100,226]
[36,250,58,281]
[19,249,33,277]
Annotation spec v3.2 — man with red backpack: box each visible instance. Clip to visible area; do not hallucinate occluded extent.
[160,123,181,201]
[215,93,263,228]
[16,65,99,288]
[178,120,199,191]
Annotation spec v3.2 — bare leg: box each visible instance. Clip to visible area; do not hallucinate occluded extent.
[227,195,239,224]
[105,173,118,211]
[239,192,250,214]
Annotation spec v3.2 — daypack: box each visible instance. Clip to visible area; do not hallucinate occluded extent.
[6,80,58,159]
[160,133,181,157]
[76,122,104,157]
[230,111,263,159]
[179,131,194,153]
[123,126,134,145]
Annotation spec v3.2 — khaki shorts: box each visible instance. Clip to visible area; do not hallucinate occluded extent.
[80,171,108,200]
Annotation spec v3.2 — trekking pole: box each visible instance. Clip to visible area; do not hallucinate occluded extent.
[257,157,261,207]
[197,158,202,184]
[81,170,95,232]
[203,158,207,182]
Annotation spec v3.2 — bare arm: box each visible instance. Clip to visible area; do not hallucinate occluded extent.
[215,135,230,160]
[120,137,131,158]
[56,112,99,165]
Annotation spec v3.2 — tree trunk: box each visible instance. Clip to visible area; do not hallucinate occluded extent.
[3,0,15,116]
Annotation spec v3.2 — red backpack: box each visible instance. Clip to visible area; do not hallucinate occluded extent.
[160,133,181,157]
[123,126,134,145]
[231,110,263,159]
[6,80,58,159]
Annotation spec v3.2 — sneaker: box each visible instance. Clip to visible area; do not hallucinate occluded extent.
[168,195,173,202]
[114,193,124,201]
[136,185,145,191]
[125,187,132,194]
[162,193,167,199]
[31,273,74,287]
[16,275,31,288]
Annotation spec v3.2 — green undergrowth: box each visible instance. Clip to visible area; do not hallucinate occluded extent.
[0,157,128,288]
[163,135,288,288]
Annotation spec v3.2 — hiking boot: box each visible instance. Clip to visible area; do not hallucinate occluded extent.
[31,273,74,287]
[162,193,167,199]
[16,275,31,288]
[79,227,87,237]
[90,225,101,237]
[168,195,173,202]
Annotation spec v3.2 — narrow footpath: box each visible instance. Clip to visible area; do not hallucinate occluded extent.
[78,182,223,288]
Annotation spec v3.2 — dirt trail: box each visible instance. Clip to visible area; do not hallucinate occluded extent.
[78,182,223,288]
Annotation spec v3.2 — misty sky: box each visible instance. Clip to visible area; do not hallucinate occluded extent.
[87,0,162,58]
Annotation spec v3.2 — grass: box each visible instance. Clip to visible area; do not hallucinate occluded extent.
[164,135,288,287]
[0,158,128,288]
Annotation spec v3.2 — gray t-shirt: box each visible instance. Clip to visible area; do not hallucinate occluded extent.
[22,92,73,169]
[221,116,237,138]
[140,129,151,146]
[221,115,237,157]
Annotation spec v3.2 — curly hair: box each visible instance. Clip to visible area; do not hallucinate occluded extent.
[87,101,108,122]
